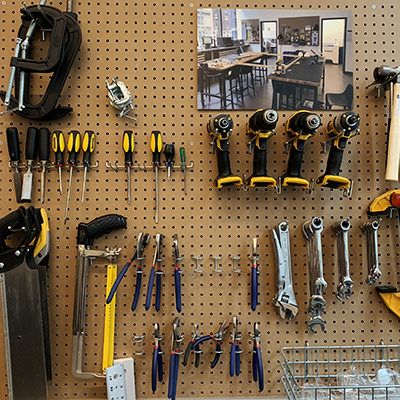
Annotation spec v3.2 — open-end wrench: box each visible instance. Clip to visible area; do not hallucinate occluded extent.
[332,218,353,301]
[360,219,382,285]
[303,217,326,333]
[271,222,298,320]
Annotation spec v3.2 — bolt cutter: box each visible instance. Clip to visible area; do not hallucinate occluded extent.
[145,234,164,311]
[152,323,164,393]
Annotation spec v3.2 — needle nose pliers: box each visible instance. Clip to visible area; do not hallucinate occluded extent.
[152,323,164,393]
[146,233,164,311]
[168,317,184,400]
[250,322,264,392]
[229,316,242,377]
[182,324,201,367]
[172,234,183,313]
[248,238,260,311]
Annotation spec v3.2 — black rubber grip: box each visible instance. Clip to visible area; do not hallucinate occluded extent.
[216,139,233,179]
[164,143,175,165]
[252,138,267,177]
[25,127,38,161]
[77,214,127,246]
[281,138,306,180]
[6,127,21,162]
[38,127,50,162]
[323,145,345,177]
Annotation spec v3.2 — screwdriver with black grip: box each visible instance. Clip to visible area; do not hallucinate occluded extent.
[21,127,38,202]
[64,130,81,224]
[81,130,96,203]
[6,127,22,203]
[164,143,175,180]
[151,130,163,224]
[52,130,65,195]
[123,130,135,205]
[38,127,50,204]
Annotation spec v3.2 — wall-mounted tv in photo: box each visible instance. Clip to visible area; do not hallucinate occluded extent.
[197,9,353,111]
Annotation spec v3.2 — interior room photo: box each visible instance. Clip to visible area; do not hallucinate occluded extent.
[197,9,353,111]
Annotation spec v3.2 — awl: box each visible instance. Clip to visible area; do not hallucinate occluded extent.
[6,127,22,203]
[21,127,38,202]
[38,128,50,203]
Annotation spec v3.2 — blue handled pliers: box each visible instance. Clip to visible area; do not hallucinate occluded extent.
[145,234,164,311]
[106,232,150,305]
[172,234,183,313]
[151,323,164,393]
[167,317,184,400]
[229,316,242,377]
[182,324,201,368]
[248,238,259,312]
[191,320,229,369]
[250,322,264,392]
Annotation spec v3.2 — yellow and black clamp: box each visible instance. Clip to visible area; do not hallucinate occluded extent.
[208,114,243,189]
[317,112,360,197]
[246,109,278,188]
[277,110,321,194]
[376,286,400,319]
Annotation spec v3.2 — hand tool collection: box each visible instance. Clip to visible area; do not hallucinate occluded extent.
[208,110,361,195]
[1,0,82,120]
[0,206,51,400]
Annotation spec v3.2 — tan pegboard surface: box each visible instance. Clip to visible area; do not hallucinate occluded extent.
[0,0,400,399]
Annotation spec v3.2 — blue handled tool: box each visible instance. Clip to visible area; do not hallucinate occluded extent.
[106,232,150,305]
[145,234,164,311]
[151,323,164,393]
[182,325,201,367]
[250,322,264,392]
[229,316,242,377]
[249,238,259,311]
[172,234,183,313]
[190,321,229,369]
[168,317,184,400]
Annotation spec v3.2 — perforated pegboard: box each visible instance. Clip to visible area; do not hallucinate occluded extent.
[0,0,400,399]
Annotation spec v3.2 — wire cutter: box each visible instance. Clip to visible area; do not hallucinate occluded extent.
[168,317,184,400]
[248,238,259,311]
[145,234,164,311]
[250,323,264,392]
[172,234,183,313]
[191,320,229,369]
[229,316,242,377]
[105,232,150,305]
[152,323,164,393]
[182,324,201,368]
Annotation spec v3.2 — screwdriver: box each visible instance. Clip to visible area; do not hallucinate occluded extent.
[164,143,175,180]
[21,127,38,202]
[52,130,65,195]
[123,130,135,205]
[150,130,163,223]
[81,130,96,203]
[179,147,187,195]
[64,130,81,224]
[38,127,50,204]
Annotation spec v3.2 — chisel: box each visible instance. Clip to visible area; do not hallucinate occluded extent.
[21,127,38,202]
[6,127,22,203]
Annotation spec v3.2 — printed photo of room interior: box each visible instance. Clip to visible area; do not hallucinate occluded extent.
[197,9,353,111]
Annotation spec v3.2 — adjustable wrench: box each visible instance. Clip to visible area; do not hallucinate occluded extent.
[303,217,327,334]
[271,222,298,320]
[332,218,353,301]
[360,219,382,285]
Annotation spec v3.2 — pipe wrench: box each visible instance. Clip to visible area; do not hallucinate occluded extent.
[271,222,298,320]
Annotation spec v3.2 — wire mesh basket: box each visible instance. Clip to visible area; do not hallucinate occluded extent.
[281,343,400,400]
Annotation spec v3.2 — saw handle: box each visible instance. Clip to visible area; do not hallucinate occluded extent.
[385,82,400,181]
[77,214,127,246]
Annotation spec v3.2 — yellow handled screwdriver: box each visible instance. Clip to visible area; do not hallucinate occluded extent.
[52,130,65,195]
[150,130,163,223]
[123,130,135,205]
[64,130,81,224]
[81,130,96,203]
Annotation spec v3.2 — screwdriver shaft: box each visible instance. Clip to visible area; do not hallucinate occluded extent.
[59,166,63,195]
[64,166,73,224]
[41,164,46,203]
[81,167,87,203]
[128,166,131,205]
[183,169,187,195]
[155,167,159,224]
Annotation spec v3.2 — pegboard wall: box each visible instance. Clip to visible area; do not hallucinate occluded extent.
[0,0,399,399]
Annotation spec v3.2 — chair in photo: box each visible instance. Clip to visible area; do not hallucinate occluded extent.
[325,84,353,110]
[198,63,225,108]
[239,65,256,96]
